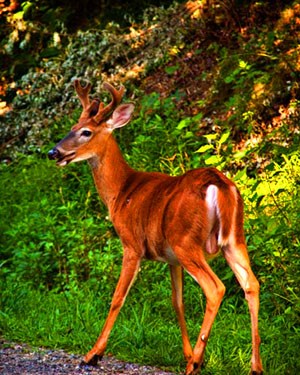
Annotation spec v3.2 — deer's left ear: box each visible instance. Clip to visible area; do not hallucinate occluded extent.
[107,103,134,130]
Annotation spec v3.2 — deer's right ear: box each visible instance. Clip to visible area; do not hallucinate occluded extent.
[107,103,134,130]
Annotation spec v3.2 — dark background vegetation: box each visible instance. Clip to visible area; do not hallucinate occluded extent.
[0,1,299,374]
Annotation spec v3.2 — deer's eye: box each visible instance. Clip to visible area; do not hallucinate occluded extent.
[81,130,92,137]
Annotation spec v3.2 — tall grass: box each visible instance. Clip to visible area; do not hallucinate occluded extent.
[1,275,299,374]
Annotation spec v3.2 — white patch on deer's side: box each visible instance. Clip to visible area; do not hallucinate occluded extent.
[205,184,219,227]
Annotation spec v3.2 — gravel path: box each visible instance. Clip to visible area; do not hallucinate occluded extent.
[0,340,176,375]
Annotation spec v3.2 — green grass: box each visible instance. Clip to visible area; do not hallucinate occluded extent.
[1,278,299,374]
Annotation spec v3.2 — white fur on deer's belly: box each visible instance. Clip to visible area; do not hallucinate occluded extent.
[156,247,180,266]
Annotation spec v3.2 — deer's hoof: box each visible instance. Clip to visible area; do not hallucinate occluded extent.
[186,359,201,375]
[80,353,102,367]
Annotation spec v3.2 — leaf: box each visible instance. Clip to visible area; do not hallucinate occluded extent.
[234,150,247,160]
[234,167,247,181]
[256,181,270,197]
[165,64,179,75]
[195,144,214,153]
[204,155,222,165]
[203,133,218,141]
[218,131,230,145]
[183,131,194,138]
[22,1,33,14]
[176,119,190,130]
[40,47,60,58]
[239,60,250,70]
[224,75,234,84]
[13,11,24,20]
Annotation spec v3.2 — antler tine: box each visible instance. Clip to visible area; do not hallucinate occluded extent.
[93,82,125,124]
[74,79,92,112]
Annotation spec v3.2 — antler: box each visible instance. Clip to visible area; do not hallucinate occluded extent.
[93,82,125,124]
[74,79,92,120]
[74,80,125,123]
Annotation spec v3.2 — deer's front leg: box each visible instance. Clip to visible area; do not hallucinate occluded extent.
[83,250,141,365]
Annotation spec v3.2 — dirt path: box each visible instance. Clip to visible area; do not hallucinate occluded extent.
[0,340,177,375]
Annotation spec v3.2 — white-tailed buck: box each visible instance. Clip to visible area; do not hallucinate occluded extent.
[48,80,263,374]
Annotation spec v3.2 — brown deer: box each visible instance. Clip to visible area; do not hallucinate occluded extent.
[48,80,263,375]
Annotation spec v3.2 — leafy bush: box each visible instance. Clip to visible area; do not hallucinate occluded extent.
[244,153,300,319]
[0,151,120,290]
[0,1,188,160]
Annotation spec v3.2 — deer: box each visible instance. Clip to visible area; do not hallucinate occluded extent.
[48,79,263,375]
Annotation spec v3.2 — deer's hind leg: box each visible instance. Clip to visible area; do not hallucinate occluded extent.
[222,241,263,374]
[173,245,225,375]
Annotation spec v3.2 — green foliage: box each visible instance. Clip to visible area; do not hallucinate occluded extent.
[0,153,122,291]
[243,154,300,318]
[125,92,203,174]
[1,1,300,373]
[0,0,177,87]
[2,0,300,166]
[1,1,185,159]
[195,130,231,169]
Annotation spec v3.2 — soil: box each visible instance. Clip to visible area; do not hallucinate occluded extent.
[0,340,176,375]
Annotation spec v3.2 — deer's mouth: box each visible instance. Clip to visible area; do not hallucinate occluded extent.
[56,152,76,166]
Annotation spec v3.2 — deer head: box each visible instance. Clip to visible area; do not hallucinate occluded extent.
[48,80,134,166]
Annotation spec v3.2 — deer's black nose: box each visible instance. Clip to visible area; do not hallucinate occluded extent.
[48,147,61,160]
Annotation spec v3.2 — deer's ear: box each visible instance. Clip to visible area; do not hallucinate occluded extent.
[107,103,134,130]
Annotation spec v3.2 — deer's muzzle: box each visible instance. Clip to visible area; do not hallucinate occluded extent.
[48,147,76,166]
[48,147,61,160]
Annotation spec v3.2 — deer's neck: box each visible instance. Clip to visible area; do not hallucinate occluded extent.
[89,133,134,209]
